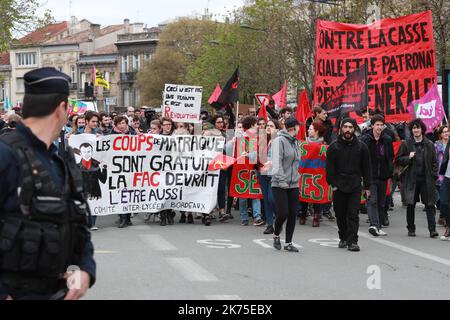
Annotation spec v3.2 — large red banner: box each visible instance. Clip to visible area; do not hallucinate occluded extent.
[229,164,263,199]
[314,11,437,123]
[298,142,332,204]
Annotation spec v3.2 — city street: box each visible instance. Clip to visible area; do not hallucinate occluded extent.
[85,193,450,300]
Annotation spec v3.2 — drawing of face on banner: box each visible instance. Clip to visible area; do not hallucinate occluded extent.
[68,134,225,215]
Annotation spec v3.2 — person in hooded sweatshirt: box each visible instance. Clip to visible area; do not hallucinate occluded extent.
[326,117,372,252]
[271,117,302,252]
[360,114,394,237]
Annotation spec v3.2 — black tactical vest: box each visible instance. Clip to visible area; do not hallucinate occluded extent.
[0,130,91,280]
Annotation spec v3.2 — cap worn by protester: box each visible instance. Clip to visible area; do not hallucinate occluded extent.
[24,67,72,95]
[285,116,300,130]
[340,117,357,129]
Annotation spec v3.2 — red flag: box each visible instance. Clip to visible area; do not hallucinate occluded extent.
[208,154,236,171]
[257,97,269,121]
[208,83,222,105]
[272,80,287,109]
[296,90,312,140]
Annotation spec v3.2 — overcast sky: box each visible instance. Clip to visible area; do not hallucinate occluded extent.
[38,0,245,27]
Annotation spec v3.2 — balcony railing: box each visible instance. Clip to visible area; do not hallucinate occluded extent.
[120,72,136,82]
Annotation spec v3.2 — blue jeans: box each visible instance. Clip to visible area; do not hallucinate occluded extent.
[257,172,275,226]
[89,215,97,227]
[239,198,261,221]
[439,177,450,226]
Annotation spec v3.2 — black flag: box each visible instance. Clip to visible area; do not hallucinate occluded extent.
[213,67,240,108]
[321,64,368,119]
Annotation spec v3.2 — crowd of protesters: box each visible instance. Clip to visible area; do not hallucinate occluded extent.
[1,100,450,253]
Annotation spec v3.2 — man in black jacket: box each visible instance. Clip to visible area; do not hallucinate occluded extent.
[326,117,372,251]
[395,118,439,238]
[360,114,394,237]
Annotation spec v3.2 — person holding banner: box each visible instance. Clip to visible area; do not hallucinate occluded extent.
[360,114,393,237]
[396,119,439,238]
[258,119,281,235]
[434,125,449,226]
[299,121,328,227]
[326,118,371,252]
[110,115,135,228]
[271,117,301,252]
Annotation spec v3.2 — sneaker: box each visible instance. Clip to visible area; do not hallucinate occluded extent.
[368,226,378,237]
[284,243,299,252]
[323,212,335,221]
[408,231,416,237]
[377,229,387,236]
[241,220,249,226]
[263,225,274,234]
[219,213,229,222]
[273,236,281,250]
[440,228,450,241]
[253,219,265,226]
[338,240,347,248]
[430,231,439,238]
[90,226,98,231]
[347,243,360,252]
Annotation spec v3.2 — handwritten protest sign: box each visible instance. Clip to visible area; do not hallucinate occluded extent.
[69,134,224,215]
[163,84,202,123]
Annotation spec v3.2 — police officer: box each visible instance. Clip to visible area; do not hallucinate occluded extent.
[0,67,96,300]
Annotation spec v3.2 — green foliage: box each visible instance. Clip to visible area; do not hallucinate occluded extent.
[0,0,53,51]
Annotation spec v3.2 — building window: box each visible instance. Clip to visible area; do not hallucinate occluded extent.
[16,52,37,67]
[135,89,140,106]
[16,78,25,93]
[133,54,140,71]
[71,66,76,83]
[58,66,63,72]
[123,89,130,107]
[80,72,85,92]
[122,55,128,73]
[0,85,5,101]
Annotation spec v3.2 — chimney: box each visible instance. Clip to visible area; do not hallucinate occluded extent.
[133,23,144,33]
[89,24,101,38]
[124,18,130,33]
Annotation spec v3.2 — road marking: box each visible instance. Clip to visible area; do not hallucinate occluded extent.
[95,250,119,254]
[323,222,450,267]
[308,238,341,248]
[205,295,241,300]
[253,239,303,249]
[359,232,450,267]
[140,234,177,251]
[197,239,241,249]
[166,257,218,282]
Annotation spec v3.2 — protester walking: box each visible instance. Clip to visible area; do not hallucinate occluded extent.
[395,119,439,238]
[360,114,393,237]
[271,117,301,252]
[326,117,371,251]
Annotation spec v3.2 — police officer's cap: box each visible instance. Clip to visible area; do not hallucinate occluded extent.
[24,67,72,95]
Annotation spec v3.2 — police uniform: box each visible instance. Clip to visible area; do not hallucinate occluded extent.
[0,68,96,300]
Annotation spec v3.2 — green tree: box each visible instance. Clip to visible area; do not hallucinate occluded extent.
[136,18,218,106]
[0,0,53,51]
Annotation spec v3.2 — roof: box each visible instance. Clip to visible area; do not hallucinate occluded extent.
[46,24,125,45]
[93,44,118,55]
[0,52,10,65]
[18,21,68,45]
